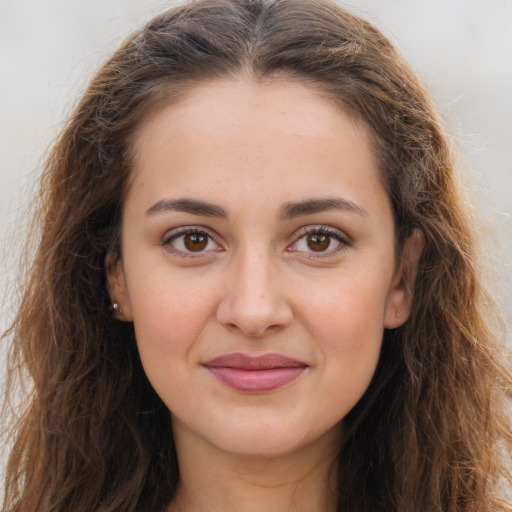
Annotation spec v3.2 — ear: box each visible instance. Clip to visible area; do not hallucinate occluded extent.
[384,229,424,329]
[105,252,133,322]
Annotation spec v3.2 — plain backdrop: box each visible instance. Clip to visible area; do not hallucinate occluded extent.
[1,0,511,483]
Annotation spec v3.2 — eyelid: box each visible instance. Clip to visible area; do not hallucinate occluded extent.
[287,225,351,257]
[160,224,350,259]
[161,225,224,257]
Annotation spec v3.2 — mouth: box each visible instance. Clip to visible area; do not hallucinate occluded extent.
[203,353,308,392]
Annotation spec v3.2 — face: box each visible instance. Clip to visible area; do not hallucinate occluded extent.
[108,79,422,459]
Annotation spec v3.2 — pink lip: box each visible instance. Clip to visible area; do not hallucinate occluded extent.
[203,353,308,392]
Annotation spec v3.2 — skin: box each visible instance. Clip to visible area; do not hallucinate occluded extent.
[108,78,423,512]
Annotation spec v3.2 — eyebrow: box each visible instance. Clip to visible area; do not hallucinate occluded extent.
[145,198,228,218]
[279,198,369,220]
[145,196,368,220]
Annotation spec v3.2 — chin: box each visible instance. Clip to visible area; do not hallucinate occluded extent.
[202,416,342,460]
[216,432,309,459]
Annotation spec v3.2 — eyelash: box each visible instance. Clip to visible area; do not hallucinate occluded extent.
[161,225,350,258]
[287,225,350,258]
[161,226,222,258]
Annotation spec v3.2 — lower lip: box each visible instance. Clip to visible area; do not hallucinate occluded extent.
[206,366,306,392]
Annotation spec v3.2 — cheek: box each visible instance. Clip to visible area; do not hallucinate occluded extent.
[300,270,390,342]
[298,273,389,389]
[127,270,223,410]
[126,267,221,362]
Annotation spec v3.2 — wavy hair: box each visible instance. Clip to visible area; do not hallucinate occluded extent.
[3,0,511,510]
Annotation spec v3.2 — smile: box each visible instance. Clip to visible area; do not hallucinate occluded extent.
[203,353,308,392]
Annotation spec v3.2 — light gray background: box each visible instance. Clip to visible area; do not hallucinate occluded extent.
[1,0,511,484]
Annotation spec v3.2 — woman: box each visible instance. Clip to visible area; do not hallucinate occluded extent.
[3,0,511,510]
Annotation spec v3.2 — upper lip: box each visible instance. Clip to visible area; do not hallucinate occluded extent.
[203,352,308,370]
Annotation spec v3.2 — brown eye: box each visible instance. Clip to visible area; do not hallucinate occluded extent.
[291,227,346,256]
[306,233,330,251]
[163,228,220,256]
[184,233,208,251]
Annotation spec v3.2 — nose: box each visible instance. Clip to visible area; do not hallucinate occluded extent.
[216,248,293,338]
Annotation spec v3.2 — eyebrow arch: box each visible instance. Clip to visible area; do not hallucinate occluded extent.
[279,198,369,220]
[145,198,228,219]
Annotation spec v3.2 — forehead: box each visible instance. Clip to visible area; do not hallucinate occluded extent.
[133,78,367,142]
[126,78,389,220]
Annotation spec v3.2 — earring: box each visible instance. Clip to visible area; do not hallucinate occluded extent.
[110,302,123,318]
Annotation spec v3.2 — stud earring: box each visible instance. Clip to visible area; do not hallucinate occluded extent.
[110,302,123,318]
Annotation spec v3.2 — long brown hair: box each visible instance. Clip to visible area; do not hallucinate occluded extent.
[3,0,511,510]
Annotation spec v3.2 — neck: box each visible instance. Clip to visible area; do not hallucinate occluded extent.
[167,422,341,512]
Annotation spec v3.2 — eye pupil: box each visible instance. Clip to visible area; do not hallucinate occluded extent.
[184,233,208,251]
[307,233,330,251]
